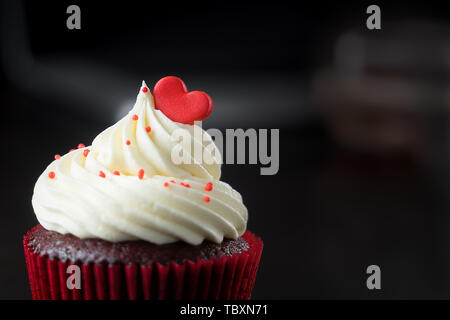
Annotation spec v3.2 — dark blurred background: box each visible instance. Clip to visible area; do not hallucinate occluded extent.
[2,0,450,299]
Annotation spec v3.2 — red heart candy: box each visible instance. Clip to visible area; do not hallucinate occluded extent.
[153,76,213,124]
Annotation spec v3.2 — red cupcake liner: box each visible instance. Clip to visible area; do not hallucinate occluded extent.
[23,227,263,300]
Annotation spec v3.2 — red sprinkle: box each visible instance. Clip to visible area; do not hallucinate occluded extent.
[180,182,185,186]
[48,171,55,179]
[54,154,61,160]
[170,180,176,184]
[69,149,75,152]
[203,196,210,202]
[126,140,131,146]
[185,184,191,188]
[132,114,139,121]
[163,182,169,187]
[138,169,144,180]
[204,182,213,191]
[83,149,90,157]
[113,170,120,176]
[99,171,106,178]
[142,87,148,93]
[77,143,85,149]
[145,126,151,133]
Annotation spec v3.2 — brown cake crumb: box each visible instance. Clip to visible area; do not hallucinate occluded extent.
[25,225,249,265]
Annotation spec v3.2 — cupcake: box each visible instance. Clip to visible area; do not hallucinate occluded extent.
[24,77,263,300]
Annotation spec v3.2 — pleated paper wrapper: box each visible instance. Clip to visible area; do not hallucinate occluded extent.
[23,228,263,300]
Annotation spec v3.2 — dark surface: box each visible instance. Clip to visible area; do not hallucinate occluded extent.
[24,225,249,265]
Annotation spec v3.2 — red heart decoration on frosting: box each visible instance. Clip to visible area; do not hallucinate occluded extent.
[153,76,213,124]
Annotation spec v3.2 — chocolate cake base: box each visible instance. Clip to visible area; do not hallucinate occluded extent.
[25,225,249,265]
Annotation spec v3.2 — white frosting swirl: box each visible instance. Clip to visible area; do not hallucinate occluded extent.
[32,82,248,245]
